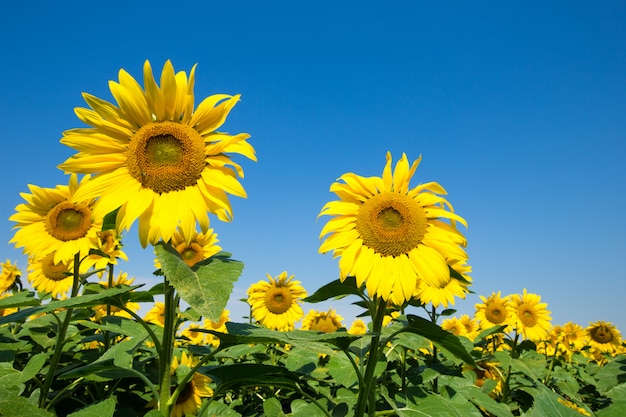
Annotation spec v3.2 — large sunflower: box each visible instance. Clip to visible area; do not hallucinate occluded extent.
[10,174,101,264]
[58,60,256,247]
[247,272,307,331]
[508,289,552,341]
[318,152,468,305]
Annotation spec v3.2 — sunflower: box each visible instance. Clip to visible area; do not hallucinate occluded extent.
[585,321,622,354]
[348,318,368,335]
[27,252,82,298]
[301,309,344,333]
[508,289,552,341]
[247,272,307,331]
[168,352,213,417]
[475,291,514,332]
[179,324,206,345]
[144,302,166,326]
[442,314,479,340]
[0,260,21,293]
[318,152,468,305]
[58,60,256,247]
[10,174,101,264]
[91,272,139,321]
[155,226,221,269]
[413,262,471,308]
[557,398,591,416]
[561,321,587,352]
[82,229,128,271]
[536,325,570,360]
[204,309,230,347]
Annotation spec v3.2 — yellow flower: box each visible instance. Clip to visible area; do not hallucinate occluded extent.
[442,314,479,340]
[508,289,552,341]
[348,319,368,335]
[318,152,468,305]
[27,252,84,298]
[204,309,230,347]
[475,291,514,332]
[10,174,101,264]
[82,229,128,271]
[561,321,587,352]
[0,260,21,293]
[170,352,213,417]
[585,321,622,355]
[0,293,18,317]
[301,309,344,333]
[536,325,571,360]
[155,227,221,268]
[413,263,471,308]
[58,60,256,247]
[179,324,206,346]
[247,272,307,331]
[464,361,504,395]
[557,398,591,416]
[144,302,166,326]
[91,272,139,321]
[382,310,400,327]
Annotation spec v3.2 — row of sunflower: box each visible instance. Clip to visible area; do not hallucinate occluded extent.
[0,60,624,417]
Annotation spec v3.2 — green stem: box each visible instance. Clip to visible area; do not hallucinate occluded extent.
[159,278,178,416]
[354,296,387,417]
[501,332,520,403]
[103,262,114,350]
[40,252,81,409]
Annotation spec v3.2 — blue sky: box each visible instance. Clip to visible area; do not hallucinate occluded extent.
[1,1,625,332]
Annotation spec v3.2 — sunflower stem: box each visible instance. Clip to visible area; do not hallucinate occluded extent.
[39,252,81,409]
[103,262,114,350]
[159,277,178,416]
[354,296,387,417]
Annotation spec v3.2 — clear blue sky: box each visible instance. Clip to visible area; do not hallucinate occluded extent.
[1,1,625,332]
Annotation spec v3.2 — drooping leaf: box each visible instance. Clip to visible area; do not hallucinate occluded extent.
[405,315,475,366]
[0,291,41,309]
[303,276,364,303]
[155,243,243,322]
[67,398,116,417]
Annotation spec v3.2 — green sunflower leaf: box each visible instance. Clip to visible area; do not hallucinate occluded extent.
[303,276,364,303]
[405,315,476,366]
[155,242,243,322]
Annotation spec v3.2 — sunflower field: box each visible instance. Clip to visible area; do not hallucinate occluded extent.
[0,61,624,417]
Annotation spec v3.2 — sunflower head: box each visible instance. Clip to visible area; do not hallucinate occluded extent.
[10,174,102,264]
[586,321,622,354]
[319,152,469,305]
[27,252,80,298]
[301,309,345,333]
[144,302,166,327]
[168,352,213,417]
[475,291,514,331]
[348,318,368,335]
[247,272,307,331]
[0,260,21,293]
[58,60,256,247]
[508,289,552,341]
[157,227,221,268]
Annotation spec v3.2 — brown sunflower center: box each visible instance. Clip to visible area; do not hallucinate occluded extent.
[176,242,205,267]
[485,304,507,324]
[590,325,614,344]
[264,286,294,314]
[356,192,427,257]
[175,381,195,404]
[127,121,206,194]
[518,306,538,327]
[44,201,92,242]
[41,253,71,281]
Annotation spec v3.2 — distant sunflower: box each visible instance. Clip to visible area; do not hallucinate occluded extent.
[10,174,101,264]
[144,302,166,326]
[413,260,471,308]
[247,272,307,331]
[348,318,368,335]
[586,321,622,354]
[561,321,587,352]
[58,60,256,247]
[155,227,221,269]
[169,352,213,417]
[27,252,79,298]
[204,309,229,347]
[82,229,128,271]
[301,309,344,333]
[0,260,21,293]
[319,152,468,305]
[509,289,552,340]
[92,272,139,321]
[475,291,514,331]
[442,314,479,340]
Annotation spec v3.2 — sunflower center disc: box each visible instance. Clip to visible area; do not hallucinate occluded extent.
[592,326,613,343]
[176,242,205,267]
[41,253,70,282]
[44,201,92,242]
[519,307,537,327]
[128,121,206,194]
[265,287,293,314]
[356,192,427,257]
[486,306,505,324]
